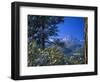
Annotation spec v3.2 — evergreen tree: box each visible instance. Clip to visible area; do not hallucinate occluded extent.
[28,15,64,49]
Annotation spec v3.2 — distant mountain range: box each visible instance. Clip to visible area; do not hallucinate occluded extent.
[49,35,84,56]
[61,35,84,48]
[50,35,84,46]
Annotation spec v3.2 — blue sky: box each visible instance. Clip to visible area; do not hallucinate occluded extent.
[56,17,84,40]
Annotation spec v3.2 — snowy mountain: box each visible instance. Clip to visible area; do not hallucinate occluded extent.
[49,35,84,46]
[61,35,83,47]
[47,35,84,56]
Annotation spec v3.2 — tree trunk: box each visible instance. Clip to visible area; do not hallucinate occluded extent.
[84,17,88,64]
[40,24,45,50]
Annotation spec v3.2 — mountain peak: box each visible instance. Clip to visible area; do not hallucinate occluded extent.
[62,35,73,41]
